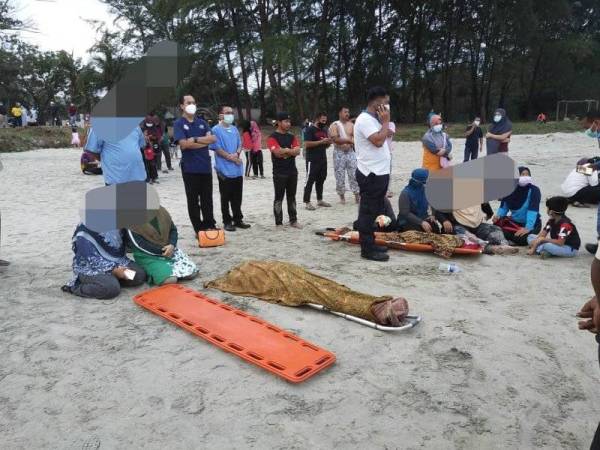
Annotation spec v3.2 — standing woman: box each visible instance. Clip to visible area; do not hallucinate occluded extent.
[241,120,254,178]
[421,114,452,172]
[486,108,512,155]
[250,121,264,178]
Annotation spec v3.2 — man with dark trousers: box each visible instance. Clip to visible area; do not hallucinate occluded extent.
[303,112,332,210]
[353,87,392,262]
[173,94,218,234]
[267,112,303,229]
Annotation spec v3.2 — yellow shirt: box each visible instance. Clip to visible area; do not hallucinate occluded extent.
[11,107,21,117]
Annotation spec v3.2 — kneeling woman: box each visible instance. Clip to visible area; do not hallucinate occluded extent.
[127,206,198,285]
[63,225,147,299]
[493,166,542,246]
[397,168,454,234]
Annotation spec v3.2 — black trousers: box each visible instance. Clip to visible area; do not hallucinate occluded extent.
[245,152,252,177]
[273,173,298,225]
[355,170,390,251]
[217,175,244,225]
[182,172,216,232]
[501,220,542,246]
[463,145,479,162]
[303,159,327,203]
[252,151,264,177]
[570,186,600,205]
[156,142,173,171]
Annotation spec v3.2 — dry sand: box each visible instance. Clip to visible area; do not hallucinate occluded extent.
[1,132,600,450]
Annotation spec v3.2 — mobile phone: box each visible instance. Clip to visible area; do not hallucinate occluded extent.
[577,165,594,176]
[383,104,390,111]
[124,269,136,280]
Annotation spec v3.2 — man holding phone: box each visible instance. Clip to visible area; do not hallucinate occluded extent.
[464,117,484,162]
[303,112,332,210]
[353,86,392,262]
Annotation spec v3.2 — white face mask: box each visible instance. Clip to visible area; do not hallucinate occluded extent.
[223,114,235,125]
[432,124,443,133]
[493,114,502,123]
[145,122,153,127]
[518,176,532,187]
[474,120,481,126]
[184,104,197,115]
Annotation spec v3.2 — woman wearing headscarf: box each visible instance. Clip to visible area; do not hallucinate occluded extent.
[397,168,453,234]
[492,166,542,246]
[422,114,452,171]
[126,206,198,286]
[486,108,512,154]
[62,225,147,299]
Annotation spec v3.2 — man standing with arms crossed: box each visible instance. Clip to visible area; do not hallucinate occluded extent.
[173,94,218,234]
[353,87,392,262]
[330,106,359,204]
[211,105,251,232]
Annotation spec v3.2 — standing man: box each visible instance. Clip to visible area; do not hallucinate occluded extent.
[0,102,7,128]
[50,101,60,126]
[267,112,303,229]
[210,105,251,231]
[354,86,392,262]
[84,124,148,186]
[68,103,78,126]
[10,102,22,127]
[464,116,484,162]
[330,106,359,204]
[303,112,332,210]
[173,94,218,233]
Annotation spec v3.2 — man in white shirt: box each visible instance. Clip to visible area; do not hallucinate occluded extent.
[353,86,392,262]
[562,157,600,206]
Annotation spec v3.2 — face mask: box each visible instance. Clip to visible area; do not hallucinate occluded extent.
[518,176,532,187]
[223,114,234,125]
[493,115,502,123]
[474,120,481,126]
[145,123,153,128]
[585,126,599,139]
[432,124,443,133]
[184,104,197,115]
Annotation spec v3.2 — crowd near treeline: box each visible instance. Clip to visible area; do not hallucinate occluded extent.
[1,0,599,125]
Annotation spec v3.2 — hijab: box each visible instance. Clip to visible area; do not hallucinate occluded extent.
[129,206,173,248]
[503,167,537,210]
[403,168,429,219]
[72,224,126,260]
[487,108,513,154]
[422,115,448,152]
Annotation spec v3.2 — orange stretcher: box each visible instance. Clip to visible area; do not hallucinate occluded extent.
[134,285,336,383]
[317,228,483,255]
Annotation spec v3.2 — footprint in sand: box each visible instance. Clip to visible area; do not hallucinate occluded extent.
[80,436,101,450]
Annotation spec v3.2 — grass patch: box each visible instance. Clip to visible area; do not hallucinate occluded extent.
[0,126,72,152]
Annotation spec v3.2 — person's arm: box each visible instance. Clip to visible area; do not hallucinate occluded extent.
[481,203,494,220]
[434,209,454,233]
[464,125,475,137]
[330,123,353,146]
[494,201,509,220]
[180,133,217,150]
[398,191,425,227]
[304,127,332,149]
[524,187,541,231]
[84,129,102,155]
[366,106,391,148]
[168,223,178,247]
[445,135,452,154]
[267,137,288,159]
[590,171,599,187]
[487,131,512,141]
[288,136,301,156]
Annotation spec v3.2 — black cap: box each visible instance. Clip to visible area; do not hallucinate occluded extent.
[276,112,291,121]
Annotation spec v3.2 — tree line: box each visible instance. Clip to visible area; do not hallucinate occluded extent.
[1,0,599,125]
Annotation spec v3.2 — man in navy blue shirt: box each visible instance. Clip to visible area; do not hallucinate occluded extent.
[173,94,218,233]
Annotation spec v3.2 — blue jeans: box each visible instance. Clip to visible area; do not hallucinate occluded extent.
[527,234,578,257]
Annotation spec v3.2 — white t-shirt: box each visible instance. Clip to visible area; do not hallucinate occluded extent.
[561,169,599,197]
[354,112,391,176]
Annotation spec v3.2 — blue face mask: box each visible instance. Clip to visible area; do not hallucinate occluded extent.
[585,127,599,139]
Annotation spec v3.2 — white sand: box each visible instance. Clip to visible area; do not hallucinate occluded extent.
[1,132,600,449]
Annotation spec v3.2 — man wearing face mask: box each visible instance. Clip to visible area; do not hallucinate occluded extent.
[464,117,484,162]
[303,112,332,210]
[353,86,392,262]
[209,105,251,232]
[173,95,218,234]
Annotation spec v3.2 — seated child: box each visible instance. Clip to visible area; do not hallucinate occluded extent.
[527,196,580,258]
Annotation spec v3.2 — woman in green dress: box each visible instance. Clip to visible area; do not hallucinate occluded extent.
[127,206,198,285]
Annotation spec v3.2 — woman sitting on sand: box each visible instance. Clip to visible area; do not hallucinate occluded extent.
[493,166,542,246]
[397,168,454,234]
[206,261,410,327]
[62,225,147,299]
[126,206,198,286]
[437,203,518,255]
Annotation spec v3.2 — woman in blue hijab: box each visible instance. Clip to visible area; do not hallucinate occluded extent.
[397,168,453,233]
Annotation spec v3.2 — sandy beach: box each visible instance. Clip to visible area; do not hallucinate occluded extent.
[1,132,600,449]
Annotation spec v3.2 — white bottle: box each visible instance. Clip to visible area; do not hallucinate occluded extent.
[438,262,461,273]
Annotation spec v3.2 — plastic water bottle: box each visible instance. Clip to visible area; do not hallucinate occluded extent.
[438,262,461,273]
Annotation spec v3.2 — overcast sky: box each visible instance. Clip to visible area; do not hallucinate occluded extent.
[14,0,116,60]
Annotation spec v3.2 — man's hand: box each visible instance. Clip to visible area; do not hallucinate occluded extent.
[421,221,433,233]
[577,296,600,333]
[491,215,500,223]
[162,244,175,258]
[320,137,333,146]
[376,104,390,123]
[112,266,128,280]
[442,220,453,234]
[514,227,530,237]
[386,129,394,138]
